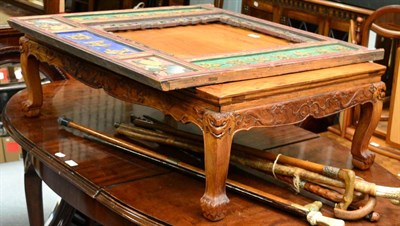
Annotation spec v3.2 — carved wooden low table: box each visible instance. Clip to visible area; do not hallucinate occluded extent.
[8,5,386,221]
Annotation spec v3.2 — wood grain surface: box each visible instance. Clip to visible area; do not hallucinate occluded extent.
[116,23,291,58]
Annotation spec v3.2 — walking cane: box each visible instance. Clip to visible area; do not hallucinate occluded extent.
[58,116,345,226]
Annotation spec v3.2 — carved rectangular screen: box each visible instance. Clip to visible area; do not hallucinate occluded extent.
[8,5,383,91]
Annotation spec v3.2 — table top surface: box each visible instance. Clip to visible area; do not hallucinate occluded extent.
[4,79,400,225]
[8,5,384,91]
[192,62,386,105]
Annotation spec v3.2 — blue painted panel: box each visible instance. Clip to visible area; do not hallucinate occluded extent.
[57,31,141,56]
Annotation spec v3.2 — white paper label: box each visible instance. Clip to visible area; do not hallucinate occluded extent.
[369,142,380,147]
[65,160,78,167]
[55,152,66,157]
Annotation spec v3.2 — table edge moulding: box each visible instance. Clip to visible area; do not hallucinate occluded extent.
[7,4,387,221]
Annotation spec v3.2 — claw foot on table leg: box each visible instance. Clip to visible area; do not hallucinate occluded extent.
[200,194,229,221]
[22,100,41,117]
[352,152,375,170]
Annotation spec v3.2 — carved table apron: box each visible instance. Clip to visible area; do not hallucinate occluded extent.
[19,36,386,220]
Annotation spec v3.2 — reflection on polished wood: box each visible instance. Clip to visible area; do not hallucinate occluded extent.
[3,79,400,225]
[16,34,387,219]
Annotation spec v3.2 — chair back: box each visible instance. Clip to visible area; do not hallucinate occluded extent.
[359,5,400,96]
[360,5,400,47]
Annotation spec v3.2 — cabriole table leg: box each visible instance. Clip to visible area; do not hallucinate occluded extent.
[20,37,43,117]
[351,100,383,170]
[199,111,234,221]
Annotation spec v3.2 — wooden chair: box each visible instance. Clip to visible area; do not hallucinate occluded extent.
[340,5,400,149]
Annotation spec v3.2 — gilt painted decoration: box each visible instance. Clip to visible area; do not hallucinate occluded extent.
[26,18,75,31]
[193,44,356,69]
[126,56,193,77]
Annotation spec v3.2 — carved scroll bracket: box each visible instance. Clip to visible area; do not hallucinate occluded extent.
[20,37,61,69]
[20,37,209,128]
[232,82,385,132]
[20,37,108,90]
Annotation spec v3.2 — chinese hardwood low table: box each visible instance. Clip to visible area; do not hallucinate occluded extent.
[8,5,386,221]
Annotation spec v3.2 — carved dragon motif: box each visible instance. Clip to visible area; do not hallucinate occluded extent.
[195,108,235,139]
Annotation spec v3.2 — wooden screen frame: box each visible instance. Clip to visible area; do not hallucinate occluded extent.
[8,4,383,91]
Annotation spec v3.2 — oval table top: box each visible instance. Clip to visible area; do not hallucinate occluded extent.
[3,79,400,225]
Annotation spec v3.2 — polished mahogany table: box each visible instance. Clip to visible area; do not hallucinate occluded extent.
[8,5,387,220]
[3,79,400,226]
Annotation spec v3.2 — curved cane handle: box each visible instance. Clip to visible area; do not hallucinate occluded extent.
[334,196,377,220]
[337,169,356,210]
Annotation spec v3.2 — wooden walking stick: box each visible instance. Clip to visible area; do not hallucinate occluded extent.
[58,116,345,226]
[114,123,347,188]
[129,117,400,206]
[233,162,380,222]
[114,123,379,220]
[116,122,380,221]
[129,117,356,210]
